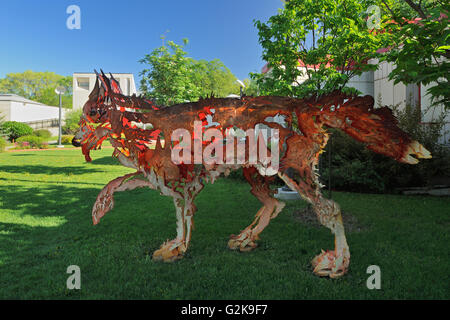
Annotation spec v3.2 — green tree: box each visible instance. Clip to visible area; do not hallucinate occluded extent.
[378,0,449,109]
[139,38,240,106]
[191,59,241,98]
[63,109,83,134]
[251,0,381,98]
[242,78,260,96]
[252,0,449,110]
[0,71,73,108]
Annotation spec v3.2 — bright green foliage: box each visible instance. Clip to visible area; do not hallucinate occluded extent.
[16,135,49,149]
[1,121,33,141]
[33,129,52,139]
[63,109,83,134]
[0,71,73,108]
[252,0,381,98]
[242,78,260,96]
[378,1,450,109]
[0,136,6,152]
[139,38,240,106]
[252,0,449,110]
[190,59,241,99]
[61,135,75,145]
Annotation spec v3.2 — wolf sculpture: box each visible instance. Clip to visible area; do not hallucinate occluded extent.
[73,71,431,278]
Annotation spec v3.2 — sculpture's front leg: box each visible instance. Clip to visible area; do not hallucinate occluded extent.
[278,171,350,279]
[152,175,204,262]
[92,172,155,225]
[152,198,191,262]
[310,198,350,278]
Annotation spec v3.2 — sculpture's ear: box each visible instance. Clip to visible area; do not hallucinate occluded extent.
[109,73,122,94]
[99,69,111,95]
[88,75,100,101]
[91,69,110,100]
[91,69,121,100]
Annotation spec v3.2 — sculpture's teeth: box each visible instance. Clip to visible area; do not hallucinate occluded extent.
[404,154,419,164]
[410,140,432,159]
[401,141,432,164]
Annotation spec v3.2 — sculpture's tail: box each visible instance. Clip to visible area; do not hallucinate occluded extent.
[307,93,431,164]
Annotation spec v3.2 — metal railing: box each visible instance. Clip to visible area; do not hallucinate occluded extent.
[24,118,61,129]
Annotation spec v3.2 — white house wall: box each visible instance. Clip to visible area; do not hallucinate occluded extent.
[421,82,450,145]
[9,101,65,122]
[347,71,374,97]
[373,60,408,107]
[0,101,11,120]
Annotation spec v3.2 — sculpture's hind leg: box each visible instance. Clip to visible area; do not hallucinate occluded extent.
[228,167,285,251]
[152,174,204,262]
[278,171,350,278]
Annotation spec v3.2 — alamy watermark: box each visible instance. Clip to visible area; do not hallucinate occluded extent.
[66,5,81,30]
[366,5,381,29]
[366,265,381,289]
[170,121,280,172]
[66,265,81,290]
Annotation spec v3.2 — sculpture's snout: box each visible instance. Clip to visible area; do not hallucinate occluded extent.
[72,137,81,147]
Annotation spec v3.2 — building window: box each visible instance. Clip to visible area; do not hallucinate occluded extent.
[77,78,90,90]
[127,78,131,95]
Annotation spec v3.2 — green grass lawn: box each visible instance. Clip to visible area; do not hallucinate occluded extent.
[0,149,449,299]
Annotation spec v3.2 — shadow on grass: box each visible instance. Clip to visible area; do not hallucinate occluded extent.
[0,177,106,186]
[0,165,103,175]
[0,181,171,299]
[89,156,121,166]
[0,184,99,217]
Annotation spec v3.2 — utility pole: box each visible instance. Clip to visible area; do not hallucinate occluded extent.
[55,86,66,148]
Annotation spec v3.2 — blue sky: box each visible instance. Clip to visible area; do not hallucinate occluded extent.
[0,0,283,85]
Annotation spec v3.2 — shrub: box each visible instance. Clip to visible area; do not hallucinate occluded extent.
[61,135,74,145]
[16,135,49,149]
[63,109,83,134]
[319,129,387,193]
[0,136,6,152]
[319,104,450,193]
[33,129,52,139]
[1,121,33,141]
[382,104,450,189]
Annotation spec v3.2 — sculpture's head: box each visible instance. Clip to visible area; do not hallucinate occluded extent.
[319,94,432,164]
[72,70,119,161]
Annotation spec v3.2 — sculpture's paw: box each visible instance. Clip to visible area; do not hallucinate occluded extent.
[228,231,258,252]
[311,249,350,279]
[152,239,186,262]
[92,190,114,225]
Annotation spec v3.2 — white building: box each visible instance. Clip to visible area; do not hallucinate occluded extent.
[373,59,449,145]
[72,72,137,110]
[0,94,66,135]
